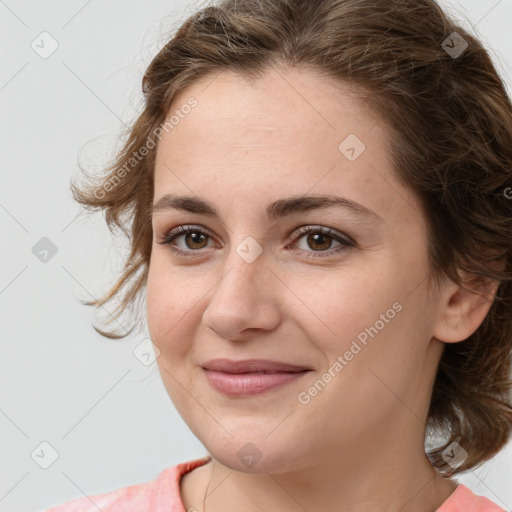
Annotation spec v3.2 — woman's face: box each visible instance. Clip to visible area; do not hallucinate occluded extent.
[146,66,447,473]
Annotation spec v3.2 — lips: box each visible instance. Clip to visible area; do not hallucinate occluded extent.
[202,359,311,397]
[202,358,311,374]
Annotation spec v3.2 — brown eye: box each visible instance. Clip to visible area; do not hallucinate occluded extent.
[157,224,354,259]
[183,231,209,250]
[305,232,334,251]
[157,225,217,257]
[291,226,354,257]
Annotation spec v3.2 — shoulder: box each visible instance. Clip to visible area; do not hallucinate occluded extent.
[437,483,507,512]
[42,456,212,512]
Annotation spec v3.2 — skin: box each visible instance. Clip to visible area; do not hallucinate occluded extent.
[145,65,498,512]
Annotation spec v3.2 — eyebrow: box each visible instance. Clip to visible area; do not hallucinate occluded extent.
[152,194,384,223]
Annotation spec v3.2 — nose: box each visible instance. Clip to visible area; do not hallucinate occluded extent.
[202,250,282,341]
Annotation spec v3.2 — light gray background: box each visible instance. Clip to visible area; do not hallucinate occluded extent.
[1,1,511,511]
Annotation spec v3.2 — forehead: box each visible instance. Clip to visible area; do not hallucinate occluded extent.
[152,67,415,222]
[161,67,381,145]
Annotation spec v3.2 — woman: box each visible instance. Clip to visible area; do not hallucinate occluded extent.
[45,0,512,510]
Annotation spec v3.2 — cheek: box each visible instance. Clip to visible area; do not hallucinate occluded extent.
[291,268,427,439]
[146,253,196,357]
[290,259,430,396]
[146,257,202,413]
[288,264,400,352]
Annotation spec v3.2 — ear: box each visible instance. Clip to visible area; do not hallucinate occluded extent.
[432,271,500,344]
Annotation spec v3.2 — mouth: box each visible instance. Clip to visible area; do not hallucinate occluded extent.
[201,359,313,396]
[202,358,312,373]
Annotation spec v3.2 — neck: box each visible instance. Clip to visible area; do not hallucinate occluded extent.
[181,423,457,512]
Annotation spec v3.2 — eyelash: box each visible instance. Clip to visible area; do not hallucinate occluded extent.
[156,224,355,259]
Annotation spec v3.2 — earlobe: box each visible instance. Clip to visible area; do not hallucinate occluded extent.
[433,275,500,344]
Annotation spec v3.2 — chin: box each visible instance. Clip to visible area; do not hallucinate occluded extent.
[207,445,289,474]
[199,431,311,474]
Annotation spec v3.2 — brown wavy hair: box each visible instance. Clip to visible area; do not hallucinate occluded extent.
[71,0,512,475]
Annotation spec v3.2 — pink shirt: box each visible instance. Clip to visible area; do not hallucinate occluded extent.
[44,456,506,511]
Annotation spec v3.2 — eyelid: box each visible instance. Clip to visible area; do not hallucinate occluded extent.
[156,224,219,250]
[290,224,355,245]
